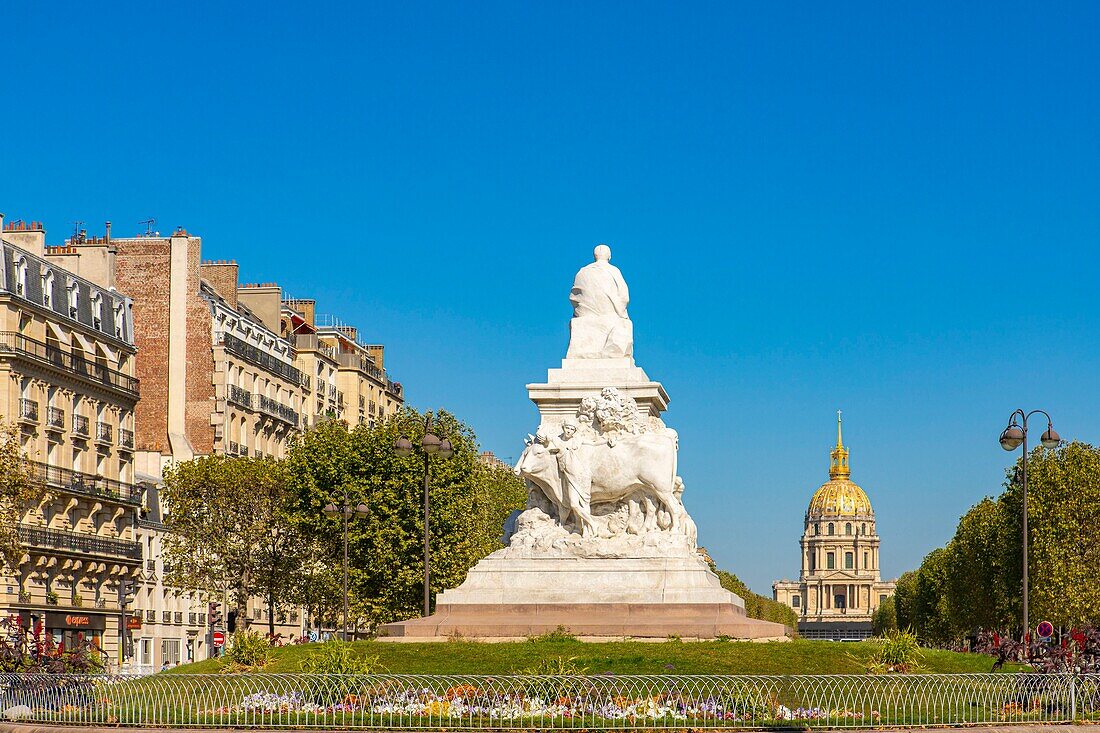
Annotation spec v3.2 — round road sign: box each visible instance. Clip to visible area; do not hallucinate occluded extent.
[212,630,226,647]
[1036,621,1054,640]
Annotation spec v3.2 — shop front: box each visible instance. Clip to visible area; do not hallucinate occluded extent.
[18,611,108,652]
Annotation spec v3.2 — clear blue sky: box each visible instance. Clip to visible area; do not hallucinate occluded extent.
[3,1,1099,593]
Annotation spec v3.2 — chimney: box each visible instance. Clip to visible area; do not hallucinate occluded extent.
[105,221,112,243]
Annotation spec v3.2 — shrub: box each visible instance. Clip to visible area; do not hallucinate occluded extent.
[867,628,922,673]
[301,640,384,675]
[226,631,271,670]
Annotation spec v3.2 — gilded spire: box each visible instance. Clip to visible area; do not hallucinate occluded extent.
[830,410,850,480]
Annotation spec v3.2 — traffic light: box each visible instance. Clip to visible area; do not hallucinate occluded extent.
[208,602,223,628]
[227,610,237,633]
[119,579,135,607]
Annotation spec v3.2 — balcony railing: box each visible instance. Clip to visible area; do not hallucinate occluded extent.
[72,414,89,437]
[46,406,65,430]
[119,428,134,449]
[19,399,39,422]
[256,394,299,427]
[228,441,241,456]
[219,333,300,385]
[17,524,142,562]
[0,331,138,397]
[227,384,252,408]
[96,421,113,443]
[30,459,142,505]
[386,379,403,399]
[300,374,311,391]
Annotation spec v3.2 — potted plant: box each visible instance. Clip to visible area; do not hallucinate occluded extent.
[72,593,84,607]
[46,590,59,605]
[17,590,31,604]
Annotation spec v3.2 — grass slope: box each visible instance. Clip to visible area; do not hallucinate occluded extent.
[169,638,1020,676]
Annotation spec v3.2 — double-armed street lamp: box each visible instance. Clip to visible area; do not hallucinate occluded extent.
[393,414,454,618]
[998,409,1060,644]
[323,487,369,641]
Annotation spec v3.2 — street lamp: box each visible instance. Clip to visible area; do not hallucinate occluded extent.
[393,413,454,617]
[998,409,1060,645]
[322,486,369,641]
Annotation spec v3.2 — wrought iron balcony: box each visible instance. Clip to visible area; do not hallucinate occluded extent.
[0,331,138,397]
[227,384,252,408]
[96,421,113,444]
[30,459,141,505]
[219,333,300,385]
[17,524,142,562]
[256,394,299,427]
[119,428,134,449]
[228,441,241,456]
[46,406,65,430]
[19,399,39,423]
[72,414,89,437]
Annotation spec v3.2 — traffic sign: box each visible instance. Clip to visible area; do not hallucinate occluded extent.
[212,630,226,647]
[1036,621,1054,641]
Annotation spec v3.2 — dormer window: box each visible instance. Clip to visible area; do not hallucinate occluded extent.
[68,282,79,318]
[92,293,103,330]
[114,303,125,338]
[15,258,27,296]
[41,270,54,307]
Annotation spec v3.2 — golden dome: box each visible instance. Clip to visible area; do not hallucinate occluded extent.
[808,479,873,517]
[806,411,874,518]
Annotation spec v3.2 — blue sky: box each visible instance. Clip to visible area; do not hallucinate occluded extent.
[2,1,1099,593]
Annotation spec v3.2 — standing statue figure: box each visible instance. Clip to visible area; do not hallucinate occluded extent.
[566,244,634,359]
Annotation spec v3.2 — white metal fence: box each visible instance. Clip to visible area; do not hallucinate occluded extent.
[0,673,1098,729]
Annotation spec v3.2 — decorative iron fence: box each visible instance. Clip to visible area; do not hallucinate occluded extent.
[0,673,1097,730]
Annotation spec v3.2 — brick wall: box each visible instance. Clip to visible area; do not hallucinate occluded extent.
[113,238,172,453]
[114,236,216,456]
[200,262,238,308]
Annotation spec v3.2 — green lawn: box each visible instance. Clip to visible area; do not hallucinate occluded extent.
[168,637,1023,675]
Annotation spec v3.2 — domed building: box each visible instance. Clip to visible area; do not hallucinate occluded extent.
[772,413,896,640]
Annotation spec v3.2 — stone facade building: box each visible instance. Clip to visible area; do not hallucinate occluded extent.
[772,415,896,640]
[0,215,140,665]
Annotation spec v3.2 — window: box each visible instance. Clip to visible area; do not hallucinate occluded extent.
[809,553,815,572]
[140,638,152,666]
[42,270,54,306]
[826,552,835,569]
[162,638,181,665]
[845,522,852,535]
[15,258,27,296]
[813,523,819,535]
[791,596,800,608]
[827,523,834,535]
[879,594,887,605]
[845,552,854,569]
[864,551,869,568]
[861,523,867,534]
[92,293,103,329]
[114,302,125,338]
[68,283,79,318]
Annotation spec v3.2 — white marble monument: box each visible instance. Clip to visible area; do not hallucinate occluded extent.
[380,246,787,640]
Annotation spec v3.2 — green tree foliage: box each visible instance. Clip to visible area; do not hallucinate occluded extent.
[161,456,307,633]
[714,569,798,629]
[0,420,43,572]
[1010,441,1100,626]
[284,409,526,631]
[899,440,1100,645]
[871,595,897,636]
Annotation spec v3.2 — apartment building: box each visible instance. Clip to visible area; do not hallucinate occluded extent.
[0,215,140,666]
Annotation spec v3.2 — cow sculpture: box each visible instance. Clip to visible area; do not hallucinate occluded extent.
[515,431,682,538]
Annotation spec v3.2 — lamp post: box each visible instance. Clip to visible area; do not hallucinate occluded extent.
[393,413,455,617]
[323,486,369,641]
[998,409,1060,644]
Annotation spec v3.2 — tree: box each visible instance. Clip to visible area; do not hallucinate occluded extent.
[0,420,42,572]
[893,570,919,633]
[944,497,1015,633]
[910,547,954,646]
[161,455,306,633]
[284,409,526,630]
[871,595,897,636]
[1009,441,1100,626]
